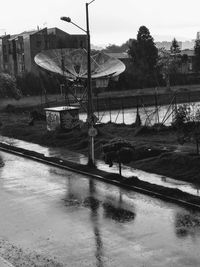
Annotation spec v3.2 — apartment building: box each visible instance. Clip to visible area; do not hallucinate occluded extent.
[47,28,86,49]
[0,27,87,76]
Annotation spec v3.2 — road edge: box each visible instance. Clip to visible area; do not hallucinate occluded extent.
[0,141,200,210]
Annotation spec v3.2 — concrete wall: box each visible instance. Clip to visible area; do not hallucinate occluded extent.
[30,28,48,75]
[0,36,10,72]
[47,28,71,49]
[23,36,32,73]
[47,28,87,49]
[70,34,87,49]
[0,39,3,72]
[0,28,87,77]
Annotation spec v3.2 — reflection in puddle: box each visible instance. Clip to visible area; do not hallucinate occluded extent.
[1,135,200,197]
[103,202,135,223]
[83,196,100,210]
[62,177,136,266]
[88,180,104,267]
[2,149,200,266]
[63,177,136,224]
[175,212,200,238]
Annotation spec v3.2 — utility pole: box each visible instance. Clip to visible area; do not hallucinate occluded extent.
[60,0,96,167]
[86,1,96,167]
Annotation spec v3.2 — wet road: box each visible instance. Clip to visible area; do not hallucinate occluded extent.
[1,152,200,266]
[1,136,200,197]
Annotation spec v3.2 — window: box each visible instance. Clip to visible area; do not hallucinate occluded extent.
[36,40,42,48]
[8,44,11,54]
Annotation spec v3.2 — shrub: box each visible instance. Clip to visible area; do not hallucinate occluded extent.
[0,73,21,99]
[16,72,61,96]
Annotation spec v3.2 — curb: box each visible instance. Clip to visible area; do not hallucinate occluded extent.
[0,142,200,210]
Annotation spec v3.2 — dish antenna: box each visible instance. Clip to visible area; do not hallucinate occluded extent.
[34,48,125,82]
[34,48,125,107]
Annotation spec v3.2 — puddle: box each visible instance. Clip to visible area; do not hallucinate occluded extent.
[0,135,199,197]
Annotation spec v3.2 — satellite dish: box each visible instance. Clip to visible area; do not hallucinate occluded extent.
[34,48,126,82]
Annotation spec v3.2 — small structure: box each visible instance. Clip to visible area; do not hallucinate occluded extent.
[44,106,80,131]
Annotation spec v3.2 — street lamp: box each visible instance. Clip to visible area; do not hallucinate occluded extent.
[60,0,96,167]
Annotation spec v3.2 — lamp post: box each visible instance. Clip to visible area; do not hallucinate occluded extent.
[60,0,96,167]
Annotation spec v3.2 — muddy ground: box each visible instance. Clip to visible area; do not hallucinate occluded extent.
[0,111,200,185]
[1,110,200,266]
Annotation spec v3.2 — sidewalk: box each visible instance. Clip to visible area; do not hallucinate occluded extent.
[0,256,14,267]
[0,135,199,197]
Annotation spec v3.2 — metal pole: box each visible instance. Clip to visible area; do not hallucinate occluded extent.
[60,2,95,167]
[109,97,112,122]
[97,93,99,119]
[121,99,124,124]
[154,90,159,124]
[86,2,95,167]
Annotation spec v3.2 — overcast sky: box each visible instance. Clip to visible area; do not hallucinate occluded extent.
[1,0,200,46]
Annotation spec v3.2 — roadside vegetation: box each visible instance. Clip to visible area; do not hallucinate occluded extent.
[106,26,200,91]
[0,24,200,190]
[0,73,21,99]
[0,102,200,186]
[1,25,200,100]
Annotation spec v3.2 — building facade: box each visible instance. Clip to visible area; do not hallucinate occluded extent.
[0,27,87,76]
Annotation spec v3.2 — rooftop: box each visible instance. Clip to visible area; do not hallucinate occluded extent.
[44,106,80,112]
[180,49,194,56]
[105,52,129,59]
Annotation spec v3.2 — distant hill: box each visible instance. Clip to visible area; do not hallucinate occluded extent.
[155,40,195,50]
[91,44,105,51]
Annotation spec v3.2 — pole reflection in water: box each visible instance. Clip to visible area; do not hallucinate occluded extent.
[63,177,104,266]
[63,174,84,207]
[86,179,104,267]
[3,151,200,266]
[62,176,136,266]
[85,180,136,266]
[0,155,4,168]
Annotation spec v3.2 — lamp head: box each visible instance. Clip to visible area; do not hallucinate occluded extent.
[60,17,71,23]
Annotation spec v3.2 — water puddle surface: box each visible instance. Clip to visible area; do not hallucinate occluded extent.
[0,136,199,197]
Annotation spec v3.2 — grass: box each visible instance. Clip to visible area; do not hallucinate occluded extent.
[0,105,200,185]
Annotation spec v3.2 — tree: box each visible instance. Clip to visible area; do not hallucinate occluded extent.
[157,48,181,89]
[102,139,134,176]
[0,73,21,99]
[128,26,158,87]
[180,54,189,74]
[181,54,188,64]
[170,38,181,55]
[173,104,200,155]
[103,40,130,53]
[194,39,200,72]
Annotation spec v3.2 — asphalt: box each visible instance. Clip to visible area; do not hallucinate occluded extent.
[0,141,200,211]
[0,257,14,267]
[2,151,200,266]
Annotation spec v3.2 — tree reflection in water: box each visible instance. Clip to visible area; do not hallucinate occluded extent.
[84,180,136,266]
[103,202,135,223]
[63,177,136,266]
[0,154,5,168]
[175,211,200,238]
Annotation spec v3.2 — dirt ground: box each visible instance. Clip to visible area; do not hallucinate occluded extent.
[0,238,63,267]
[0,110,200,266]
[0,110,200,185]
